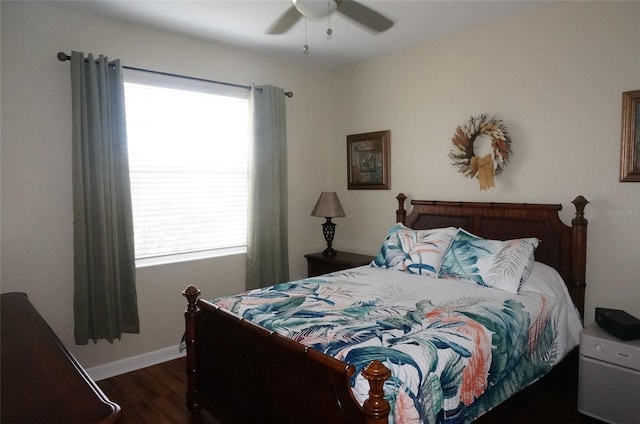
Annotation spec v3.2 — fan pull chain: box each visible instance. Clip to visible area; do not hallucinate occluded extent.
[326,0,333,38]
[303,17,309,55]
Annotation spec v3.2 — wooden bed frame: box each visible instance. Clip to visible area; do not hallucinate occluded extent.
[183,193,589,424]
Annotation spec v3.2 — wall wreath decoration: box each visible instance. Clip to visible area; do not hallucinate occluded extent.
[449,114,512,190]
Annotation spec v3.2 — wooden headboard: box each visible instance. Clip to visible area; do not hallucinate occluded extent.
[395,193,589,318]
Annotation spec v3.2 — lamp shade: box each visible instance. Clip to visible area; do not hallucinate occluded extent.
[311,192,346,218]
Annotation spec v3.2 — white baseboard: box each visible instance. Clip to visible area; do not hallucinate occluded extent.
[87,344,185,381]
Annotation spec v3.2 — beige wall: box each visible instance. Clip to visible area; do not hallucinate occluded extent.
[329,1,640,326]
[0,1,332,368]
[1,1,639,371]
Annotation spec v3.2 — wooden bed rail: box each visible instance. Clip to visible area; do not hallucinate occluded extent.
[183,285,201,414]
[570,195,589,319]
[183,285,392,424]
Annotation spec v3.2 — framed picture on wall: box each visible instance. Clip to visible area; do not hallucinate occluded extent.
[620,90,640,182]
[347,130,390,190]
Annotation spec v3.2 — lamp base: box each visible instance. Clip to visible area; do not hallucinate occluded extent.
[322,247,337,258]
[321,218,337,258]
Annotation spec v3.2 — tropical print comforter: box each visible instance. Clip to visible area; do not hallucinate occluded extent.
[212,263,583,424]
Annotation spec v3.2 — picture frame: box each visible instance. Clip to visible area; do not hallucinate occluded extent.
[347,130,390,190]
[620,90,640,182]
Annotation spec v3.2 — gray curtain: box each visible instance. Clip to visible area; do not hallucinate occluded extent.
[246,85,289,290]
[70,51,139,344]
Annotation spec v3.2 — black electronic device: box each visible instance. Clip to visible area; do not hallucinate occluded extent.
[595,307,640,341]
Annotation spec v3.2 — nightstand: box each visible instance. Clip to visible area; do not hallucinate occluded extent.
[304,251,375,277]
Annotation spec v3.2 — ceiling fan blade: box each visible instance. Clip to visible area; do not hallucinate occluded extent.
[266,5,302,34]
[337,0,394,33]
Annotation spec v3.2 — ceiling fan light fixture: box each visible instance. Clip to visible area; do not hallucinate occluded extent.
[293,0,338,21]
[267,0,393,36]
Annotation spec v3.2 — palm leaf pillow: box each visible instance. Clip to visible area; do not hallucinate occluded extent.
[371,224,457,277]
[438,228,539,293]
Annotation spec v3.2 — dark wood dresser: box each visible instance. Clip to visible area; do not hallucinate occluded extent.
[1,292,121,423]
[304,251,375,277]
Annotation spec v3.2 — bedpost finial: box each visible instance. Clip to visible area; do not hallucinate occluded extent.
[362,360,391,422]
[183,285,201,310]
[396,193,407,224]
[396,193,407,205]
[572,195,589,223]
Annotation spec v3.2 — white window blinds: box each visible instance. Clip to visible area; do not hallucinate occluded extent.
[124,69,250,262]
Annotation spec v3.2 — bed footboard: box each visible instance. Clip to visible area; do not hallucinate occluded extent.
[183,285,391,424]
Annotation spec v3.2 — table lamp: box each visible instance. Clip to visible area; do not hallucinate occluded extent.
[311,192,346,257]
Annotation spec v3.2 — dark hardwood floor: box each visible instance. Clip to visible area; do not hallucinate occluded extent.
[98,351,604,424]
[98,357,219,424]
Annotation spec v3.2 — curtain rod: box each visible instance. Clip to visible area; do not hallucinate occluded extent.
[57,52,293,98]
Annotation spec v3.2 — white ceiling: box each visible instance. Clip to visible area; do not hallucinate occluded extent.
[52,0,549,69]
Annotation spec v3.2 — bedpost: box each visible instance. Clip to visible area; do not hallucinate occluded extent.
[570,196,589,319]
[362,360,392,424]
[396,193,407,224]
[183,285,202,414]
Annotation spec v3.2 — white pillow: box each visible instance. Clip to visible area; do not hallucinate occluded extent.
[438,228,539,293]
[371,224,457,277]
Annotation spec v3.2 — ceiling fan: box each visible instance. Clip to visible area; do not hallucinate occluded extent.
[267,0,394,35]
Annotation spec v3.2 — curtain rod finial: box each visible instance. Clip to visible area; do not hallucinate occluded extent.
[57,52,70,62]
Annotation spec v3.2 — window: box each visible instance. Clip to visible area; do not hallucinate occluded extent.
[124,69,250,265]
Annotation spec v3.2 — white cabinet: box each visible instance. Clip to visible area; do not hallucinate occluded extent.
[578,323,640,424]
